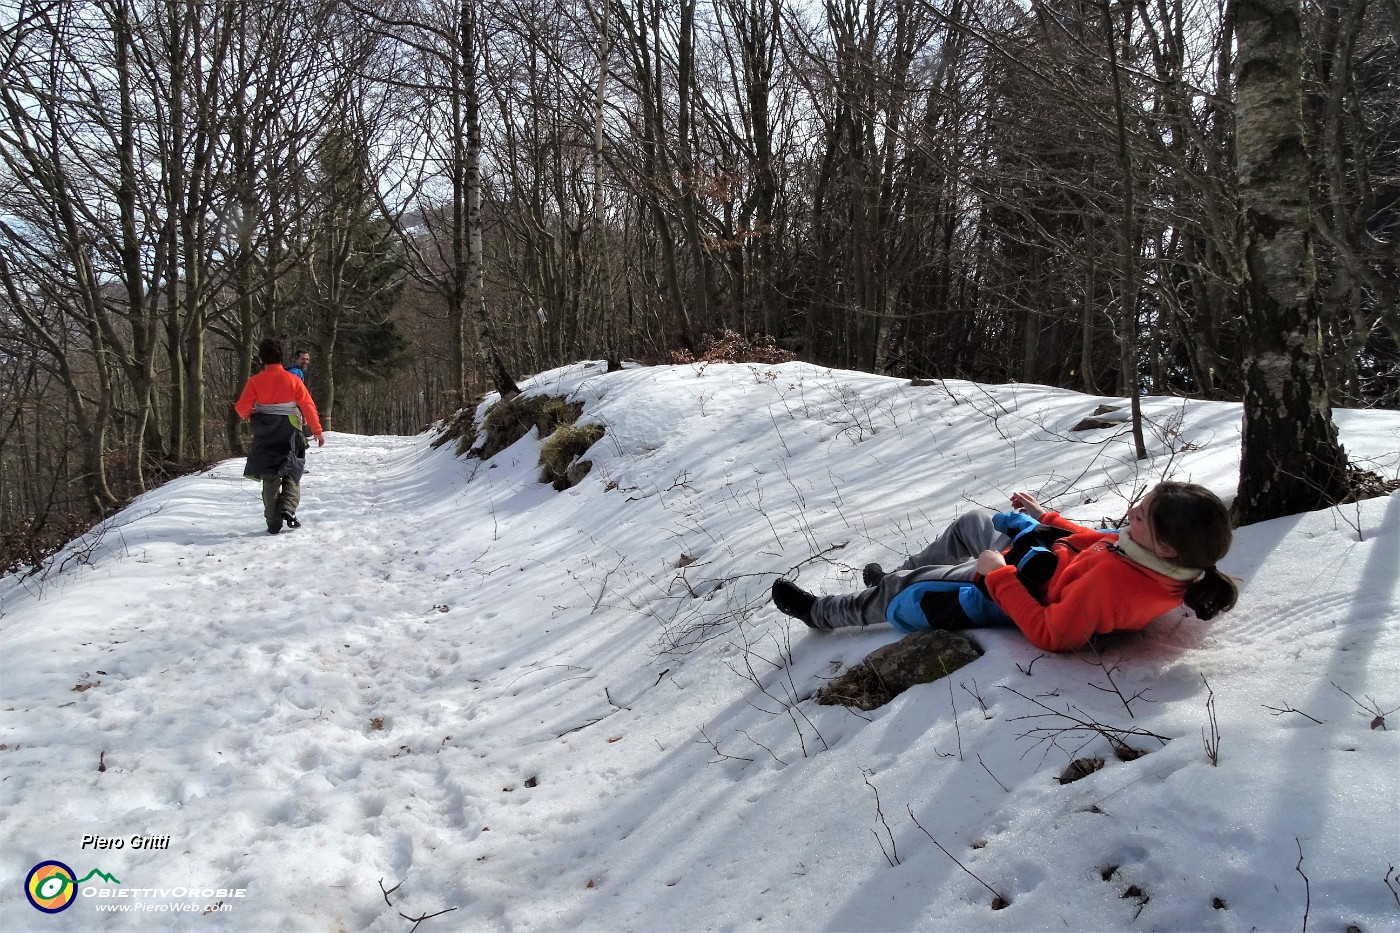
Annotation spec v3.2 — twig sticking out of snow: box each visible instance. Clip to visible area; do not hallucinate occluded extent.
[908,806,1009,910]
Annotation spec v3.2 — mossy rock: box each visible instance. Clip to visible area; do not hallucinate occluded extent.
[1072,404,1128,432]
[1072,417,1122,431]
[540,423,606,490]
[478,395,584,461]
[816,630,983,711]
[1058,757,1105,784]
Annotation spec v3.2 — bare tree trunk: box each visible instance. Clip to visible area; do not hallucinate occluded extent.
[1102,0,1148,459]
[1233,0,1352,523]
[461,0,519,398]
[1080,250,1098,393]
[114,0,160,486]
[586,0,620,370]
[612,0,698,347]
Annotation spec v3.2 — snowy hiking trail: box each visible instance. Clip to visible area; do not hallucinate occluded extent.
[3,361,1400,932]
[1,433,560,924]
[2,412,776,931]
[4,437,486,832]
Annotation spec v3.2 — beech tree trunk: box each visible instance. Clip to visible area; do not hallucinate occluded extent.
[1233,0,1352,524]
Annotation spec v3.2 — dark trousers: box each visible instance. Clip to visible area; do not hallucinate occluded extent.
[259,476,300,526]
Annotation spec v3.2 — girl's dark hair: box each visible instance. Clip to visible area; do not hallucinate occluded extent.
[1148,482,1238,620]
[258,337,284,366]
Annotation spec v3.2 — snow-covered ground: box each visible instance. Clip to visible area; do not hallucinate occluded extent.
[2,361,1398,932]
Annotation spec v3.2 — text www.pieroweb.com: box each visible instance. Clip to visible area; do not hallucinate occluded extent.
[93,900,233,913]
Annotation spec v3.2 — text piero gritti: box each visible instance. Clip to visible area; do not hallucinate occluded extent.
[80,834,171,850]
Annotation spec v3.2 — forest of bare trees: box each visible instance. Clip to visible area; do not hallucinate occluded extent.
[2,0,1396,562]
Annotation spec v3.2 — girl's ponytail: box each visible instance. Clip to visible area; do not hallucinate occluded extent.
[1150,483,1238,620]
[1183,568,1238,621]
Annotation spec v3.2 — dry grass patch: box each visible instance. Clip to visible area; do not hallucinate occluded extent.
[479,395,583,461]
[540,423,606,490]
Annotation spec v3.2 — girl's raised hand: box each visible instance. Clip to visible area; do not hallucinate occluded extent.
[1009,491,1046,520]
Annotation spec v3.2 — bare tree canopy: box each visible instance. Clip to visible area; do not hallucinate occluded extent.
[3,0,1396,560]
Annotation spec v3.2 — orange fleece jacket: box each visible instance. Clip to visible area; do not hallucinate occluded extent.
[984,511,1187,652]
[234,364,324,437]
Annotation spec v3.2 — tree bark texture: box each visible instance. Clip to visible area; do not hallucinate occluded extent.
[1233,0,1352,523]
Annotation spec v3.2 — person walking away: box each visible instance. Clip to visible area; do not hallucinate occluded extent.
[235,338,325,534]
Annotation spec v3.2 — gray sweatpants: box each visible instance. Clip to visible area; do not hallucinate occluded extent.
[811,511,1011,629]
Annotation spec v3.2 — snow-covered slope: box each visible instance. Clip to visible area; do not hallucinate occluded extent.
[3,361,1397,932]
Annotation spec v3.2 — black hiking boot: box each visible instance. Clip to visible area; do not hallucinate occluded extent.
[772,579,825,629]
[267,517,283,535]
[281,511,301,529]
[862,563,886,587]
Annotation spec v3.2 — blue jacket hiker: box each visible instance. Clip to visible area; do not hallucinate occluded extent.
[286,348,310,382]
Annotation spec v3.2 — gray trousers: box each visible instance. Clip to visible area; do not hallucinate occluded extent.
[811,512,1011,629]
[260,476,301,526]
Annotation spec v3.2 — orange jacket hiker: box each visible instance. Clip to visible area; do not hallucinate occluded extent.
[982,513,1189,652]
[234,365,324,438]
[777,484,1235,649]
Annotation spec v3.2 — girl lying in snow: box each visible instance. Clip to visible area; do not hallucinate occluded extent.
[771,482,1238,652]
